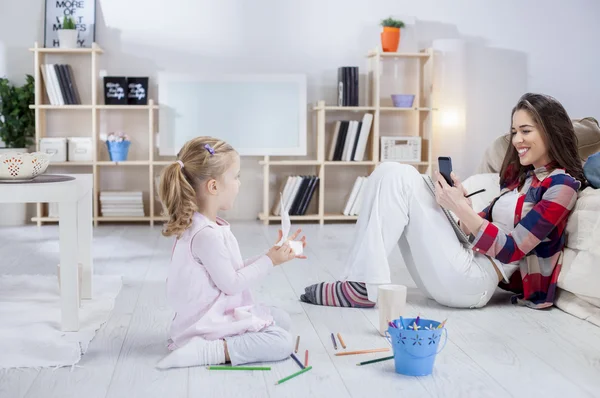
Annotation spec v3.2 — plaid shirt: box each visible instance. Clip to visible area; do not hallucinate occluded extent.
[470,164,580,309]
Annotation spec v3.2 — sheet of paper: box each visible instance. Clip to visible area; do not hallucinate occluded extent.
[276,192,303,256]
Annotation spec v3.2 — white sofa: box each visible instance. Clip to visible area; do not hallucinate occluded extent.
[462,117,600,326]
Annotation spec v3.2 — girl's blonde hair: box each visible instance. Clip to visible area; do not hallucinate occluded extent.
[158,136,236,238]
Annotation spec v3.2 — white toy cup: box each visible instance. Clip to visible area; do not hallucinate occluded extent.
[377,284,407,336]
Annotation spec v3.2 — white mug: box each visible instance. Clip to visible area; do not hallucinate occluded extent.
[377,284,407,336]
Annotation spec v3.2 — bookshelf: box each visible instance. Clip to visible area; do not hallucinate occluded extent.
[259,48,435,225]
[29,42,170,226]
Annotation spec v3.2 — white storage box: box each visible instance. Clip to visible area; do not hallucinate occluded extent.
[40,137,67,163]
[68,137,93,162]
[381,136,422,163]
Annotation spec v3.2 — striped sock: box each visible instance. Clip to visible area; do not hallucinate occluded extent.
[300,281,375,308]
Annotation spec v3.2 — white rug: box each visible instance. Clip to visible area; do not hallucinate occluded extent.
[0,274,122,369]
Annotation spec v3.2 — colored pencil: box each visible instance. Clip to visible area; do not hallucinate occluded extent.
[334,348,390,356]
[399,316,406,329]
[275,366,313,385]
[331,333,338,350]
[356,356,395,366]
[207,366,271,371]
[337,333,347,349]
[437,319,447,329]
[295,336,300,353]
[290,353,305,369]
[304,349,309,367]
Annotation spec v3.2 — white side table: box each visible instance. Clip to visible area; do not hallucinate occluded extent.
[0,174,93,331]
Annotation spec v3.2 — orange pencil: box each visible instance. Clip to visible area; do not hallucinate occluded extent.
[304,349,309,367]
[337,333,347,349]
[334,348,389,356]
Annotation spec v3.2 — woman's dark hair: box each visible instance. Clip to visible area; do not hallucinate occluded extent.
[499,93,586,189]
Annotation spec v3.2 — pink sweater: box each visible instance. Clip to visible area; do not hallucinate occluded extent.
[166,213,274,348]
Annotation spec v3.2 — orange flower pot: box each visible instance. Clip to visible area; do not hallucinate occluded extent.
[381,27,400,52]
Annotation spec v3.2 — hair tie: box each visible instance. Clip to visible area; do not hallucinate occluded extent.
[176,160,184,169]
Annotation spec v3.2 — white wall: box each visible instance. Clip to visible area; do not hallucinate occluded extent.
[1,0,599,219]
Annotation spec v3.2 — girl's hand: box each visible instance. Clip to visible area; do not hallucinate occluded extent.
[451,172,472,209]
[267,244,295,266]
[434,171,470,214]
[273,228,307,259]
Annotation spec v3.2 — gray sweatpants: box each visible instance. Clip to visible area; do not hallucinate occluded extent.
[224,307,294,366]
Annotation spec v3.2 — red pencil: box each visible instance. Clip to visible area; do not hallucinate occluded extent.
[304,350,309,367]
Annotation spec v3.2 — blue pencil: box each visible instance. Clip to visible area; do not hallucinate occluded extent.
[290,353,305,369]
[399,316,406,329]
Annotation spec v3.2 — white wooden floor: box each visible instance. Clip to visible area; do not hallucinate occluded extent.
[1,222,599,398]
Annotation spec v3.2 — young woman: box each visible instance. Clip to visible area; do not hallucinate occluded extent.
[301,93,586,310]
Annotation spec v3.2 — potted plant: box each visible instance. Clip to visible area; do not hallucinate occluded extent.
[105,132,131,161]
[380,17,405,52]
[0,75,35,151]
[0,74,35,225]
[58,16,78,49]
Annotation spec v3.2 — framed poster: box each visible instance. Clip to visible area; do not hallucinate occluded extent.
[44,0,96,48]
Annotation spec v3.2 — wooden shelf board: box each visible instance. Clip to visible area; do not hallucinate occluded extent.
[31,216,166,224]
[30,105,94,110]
[31,217,59,223]
[323,214,359,221]
[259,160,321,166]
[29,46,104,54]
[30,105,158,110]
[96,105,159,110]
[96,161,150,166]
[48,161,94,166]
[379,107,433,112]
[313,105,376,111]
[324,161,376,166]
[97,216,152,222]
[367,51,430,58]
[258,213,321,221]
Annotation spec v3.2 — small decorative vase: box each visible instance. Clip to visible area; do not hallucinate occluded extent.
[381,27,400,52]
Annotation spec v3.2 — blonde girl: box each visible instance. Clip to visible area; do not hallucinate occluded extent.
[156,137,306,369]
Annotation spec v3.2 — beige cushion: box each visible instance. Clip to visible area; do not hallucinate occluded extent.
[476,117,600,174]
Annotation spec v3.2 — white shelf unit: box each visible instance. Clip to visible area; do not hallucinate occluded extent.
[29,42,170,226]
[259,48,435,225]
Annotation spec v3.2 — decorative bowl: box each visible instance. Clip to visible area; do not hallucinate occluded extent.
[0,151,52,181]
[391,94,415,108]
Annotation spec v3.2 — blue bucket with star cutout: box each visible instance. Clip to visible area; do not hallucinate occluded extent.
[386,317,447,376]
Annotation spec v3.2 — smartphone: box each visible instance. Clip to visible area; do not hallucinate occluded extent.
[438,156,454,186]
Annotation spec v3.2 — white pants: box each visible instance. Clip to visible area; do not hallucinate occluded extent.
[224,307,294,366]
[342,162,500,309]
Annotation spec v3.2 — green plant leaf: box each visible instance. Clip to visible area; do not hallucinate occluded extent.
[0,75,35,148]
[380,17,405,28]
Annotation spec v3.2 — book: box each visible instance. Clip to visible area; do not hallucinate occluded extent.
[337,67,359,106]
[353,113,373,161]
[327,121,341,161]
[422,175,471,244]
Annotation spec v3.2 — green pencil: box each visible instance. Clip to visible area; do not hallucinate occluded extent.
[275,365,313,385]
[207,366,271,371]
[356,356,395,366]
